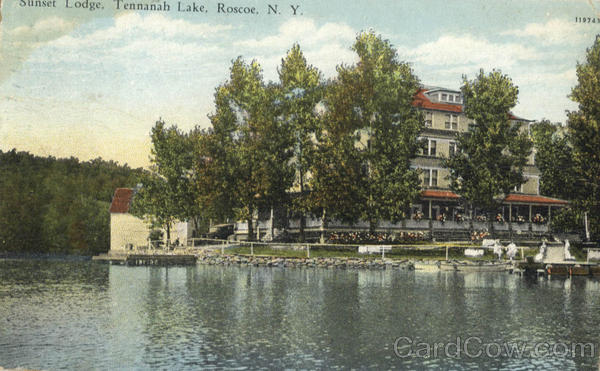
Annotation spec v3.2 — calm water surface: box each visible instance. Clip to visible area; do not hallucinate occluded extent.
[0,259,599,370]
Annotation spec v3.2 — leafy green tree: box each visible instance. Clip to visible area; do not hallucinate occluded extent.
[278,44,323,241]
[130,120,197,243]
[530,120,576,200]
[309,132,365,226]
[0,155,46,252]
[200,57,294,240]
[445,70,532,225]
[567,36,600,239]
[193,127,237,227]
[0,149,141,254]
[313,31,423,232]
[130,174,177,242]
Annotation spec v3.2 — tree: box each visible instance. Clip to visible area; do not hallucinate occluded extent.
[530,120,576,200]
[278,44,323,241]
[567,36,600,239]
[0,149,141,254]
[131,120,197,244]
[130,174,176,243]
[444,70,532,225]
[201,57,294,240]
[312,31,423,232]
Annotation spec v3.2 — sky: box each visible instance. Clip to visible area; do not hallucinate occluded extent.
[1,0,599,168]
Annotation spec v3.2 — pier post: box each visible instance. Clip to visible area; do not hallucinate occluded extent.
[446,246,449,261]
[307,244,310,258]
[250,242,254,256]
[520,246,524,260]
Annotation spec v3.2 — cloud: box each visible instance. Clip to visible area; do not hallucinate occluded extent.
[236,18,355,50]
[114,13,233,38]
[10,16,77,39]
[501,18,592,45]
[234,18,357,79]
[27,13,236,76]
[513,68,577,87]
[51,13,232,49]
[400,34,542,69]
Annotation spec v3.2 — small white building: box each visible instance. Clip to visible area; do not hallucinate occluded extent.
[109,188,193,252]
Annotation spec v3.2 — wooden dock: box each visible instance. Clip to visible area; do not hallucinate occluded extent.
[93,253,197,266]
[126,254,197,266]
[517,261,600,277]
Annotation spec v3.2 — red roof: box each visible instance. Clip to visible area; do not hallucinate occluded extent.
[420,189,460,199]
[419,190,567,205]
[504,194,568,205]
[109,188,134,213]
[412,89,529,121]
[412,89,462,113]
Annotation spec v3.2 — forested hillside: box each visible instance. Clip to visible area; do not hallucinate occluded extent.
[0,149,144,255]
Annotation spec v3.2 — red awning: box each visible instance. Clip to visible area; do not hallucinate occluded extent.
[503,194,568,205]
[420,189,460,200]
[419,190,568,206]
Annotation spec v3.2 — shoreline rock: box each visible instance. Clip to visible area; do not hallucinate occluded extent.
[195,254,503,271]
[193,253,518,272]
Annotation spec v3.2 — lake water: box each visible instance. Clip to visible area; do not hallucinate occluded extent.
[0,259,599,370]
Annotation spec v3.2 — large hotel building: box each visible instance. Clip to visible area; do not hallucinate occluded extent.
[228,85,571,240]
[410,86,567,226]
[109,85,573,248]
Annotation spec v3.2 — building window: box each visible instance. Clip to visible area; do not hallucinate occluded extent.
[424,112,432,127]
[428,139,437,157]
[441,93,447,101]
[422,168,439,187]
[445,114,458,130]
[513,183,523,193]
[449,141,457,157]
[455,95,461,103]
[448,95,454,102]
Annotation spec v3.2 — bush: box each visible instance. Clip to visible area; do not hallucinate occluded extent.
[149,229,164,241]
[551,207,582,233]
[327,231,427,244]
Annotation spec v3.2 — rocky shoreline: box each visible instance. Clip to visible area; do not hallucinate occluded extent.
[95,249,518,271]
[196,254,514,271]
[198,254,415,269]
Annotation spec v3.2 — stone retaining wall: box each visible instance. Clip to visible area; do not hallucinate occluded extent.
[197,254,417,270]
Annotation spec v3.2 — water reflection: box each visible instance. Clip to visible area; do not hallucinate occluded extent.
[0,261,599,369]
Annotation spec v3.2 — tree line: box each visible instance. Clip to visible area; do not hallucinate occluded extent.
[4,31,599,254]
[0,150,144,254]
[133,31,569,241]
